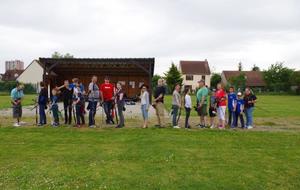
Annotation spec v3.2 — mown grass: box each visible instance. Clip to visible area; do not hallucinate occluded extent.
[0,127,299,190]
[164,95,300,118]
[0,94,37,110]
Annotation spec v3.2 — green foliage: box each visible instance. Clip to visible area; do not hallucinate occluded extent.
[252,64,260,71]
[0,81,37,94]
[290,71,300,94]
[51,51,74,58]
[164,63,183,93]
[228,73,246,91]
[263,62,294,92]
[151,74,162,92]
[210,73,222,89]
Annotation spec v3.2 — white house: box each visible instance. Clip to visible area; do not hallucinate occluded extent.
[179,60,211,91]
[16,60,43,85]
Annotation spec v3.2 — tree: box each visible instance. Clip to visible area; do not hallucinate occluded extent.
[210,73,222,89]
[164,63,183,93]
[151,74,162,92]
[290,71,300,94]
[51,51,74,58]
[228,73,246,91]
[263,62,294,92]
[252,64,260,71]
[238,62,243,71]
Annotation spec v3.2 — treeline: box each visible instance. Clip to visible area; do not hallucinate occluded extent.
[0,81,37,94]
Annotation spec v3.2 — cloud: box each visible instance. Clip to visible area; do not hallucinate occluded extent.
[0,0,299,75]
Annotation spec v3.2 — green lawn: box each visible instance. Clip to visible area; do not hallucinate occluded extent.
[0,94,37,110]
[0,127,299,190]
[164,95,300,117]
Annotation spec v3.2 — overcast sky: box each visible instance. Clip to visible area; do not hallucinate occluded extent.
[0,0,299,74]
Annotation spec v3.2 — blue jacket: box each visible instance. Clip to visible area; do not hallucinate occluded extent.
[228,93,237,111]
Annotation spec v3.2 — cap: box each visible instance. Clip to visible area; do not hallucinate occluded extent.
[237,92,242,96]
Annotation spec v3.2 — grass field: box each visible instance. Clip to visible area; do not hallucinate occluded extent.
[0,127,299,190]
[164,95,300,117]
[0,94,37,110]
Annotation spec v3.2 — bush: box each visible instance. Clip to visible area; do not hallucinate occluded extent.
[0,81,37,94]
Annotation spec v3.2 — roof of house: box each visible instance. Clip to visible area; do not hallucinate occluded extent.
[222,71,266,87]
[180,60,211,75]
[2,69,24,81]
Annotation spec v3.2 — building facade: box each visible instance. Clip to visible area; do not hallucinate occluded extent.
[5,60,24,71]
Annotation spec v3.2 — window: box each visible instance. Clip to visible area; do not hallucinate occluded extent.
[186,75,194,81]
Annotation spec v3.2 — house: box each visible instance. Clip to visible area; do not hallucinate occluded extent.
[179,60,211,91]
[39,58,155,98]
[2,69,24,81]
[17,60,44,86]
[221,71,266,90]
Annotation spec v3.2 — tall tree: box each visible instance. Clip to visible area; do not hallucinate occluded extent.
[263,62,294,92]
[51,52,74,58]
[210,73,222,89]
[164,63,183,93]
[252,64,260,71]
[229,73,246,91]
[238,62,243,71]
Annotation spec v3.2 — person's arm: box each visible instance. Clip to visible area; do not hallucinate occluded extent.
[119,92,124,101]
[145,92,150,109]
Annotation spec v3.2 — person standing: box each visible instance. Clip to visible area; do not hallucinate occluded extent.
[228,86,237,128]
[140,85,150,128]
[184,88,192,129]
[233,92,245,128]
[209,89,217,128]
[100,76,115,124]
[115,82,125,128]
[172,84,181,129]
[58,80,73,125]
[38,82,48,126]
[244,87,257,129]
[10,83,25,127]
[215,83,227,129]
[87,76,100,128]
[153,79,166,128]
[50,88,59,127]
[196,80,209,128]
[73,83,85,127]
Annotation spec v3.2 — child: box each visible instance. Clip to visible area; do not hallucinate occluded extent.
[38,82,48,126]
[140,85,150,128]
[73,84,85,127]
[234,92,245,128]
[209,89,217,128]
[184,88,192,129]
[50,88,59,127]
[172,84,181,129]
[227,86,237,128]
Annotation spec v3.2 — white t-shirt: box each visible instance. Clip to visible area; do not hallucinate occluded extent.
[185,94,192,108]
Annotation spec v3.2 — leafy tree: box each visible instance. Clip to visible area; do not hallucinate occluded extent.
[51,52,74,58]
[164,63,183,93]
[228,73,246,91]
[210,73,222,89]
[263,62,294,92]
[252,64,260,71]
[290,71,300,94]
[238,62,243,71]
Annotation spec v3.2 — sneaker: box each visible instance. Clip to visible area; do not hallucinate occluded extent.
[210,125,215,129]
[247,125,253,129]
[89,125,96,128]
[19,121,26,125]
[173,126,180,129]
[13,123,21,127]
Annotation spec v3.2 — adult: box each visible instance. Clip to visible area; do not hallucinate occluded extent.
[153,79,166,127]
[244,87,257,129]
[196,80,209,128]
[10,83,24,127]
[172,84,181,128]
[140,84,150,128]
[184,88,192,129]
[100,76,115,124]
[38,82,48,126]
[215,83,227,129]
[115,82,125,128]
[57,80,73,125]
[87,76,100,128]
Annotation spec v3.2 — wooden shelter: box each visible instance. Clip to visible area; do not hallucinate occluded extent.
[39,58,155,98]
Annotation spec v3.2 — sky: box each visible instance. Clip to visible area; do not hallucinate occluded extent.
[0,0,300,75]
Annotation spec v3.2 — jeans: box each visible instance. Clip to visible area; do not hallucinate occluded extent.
[103,101,113,123]
[234,112,245,128]
[88,101,98,126]
[75,104,85,125]
[39,104,47,125]
[117,102,125,127]
[172,105,179,126]
[141,104,149,120]
[228,109,236,127]
[63,100,72,124]
[185,107,191,128]
[51,105,59,125]
[245,107,254,127]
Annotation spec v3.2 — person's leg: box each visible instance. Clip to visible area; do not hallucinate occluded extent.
[88,101,93,126]
[157,102,164,127]
[248,107,254,126]
[117,103,125,127]
[52,107,59,125]
[108,101,114,123]
[81,104,85,125]
[63,101,68,124]
[231,111,237,128]
[186,108,191,128]
[172,105,178,127]
[244,109,249,127]
[41,104,46,124]
[76,105,81,125]
[39,104,43,124]
[228,110,232,126]
[103,101,109,123]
